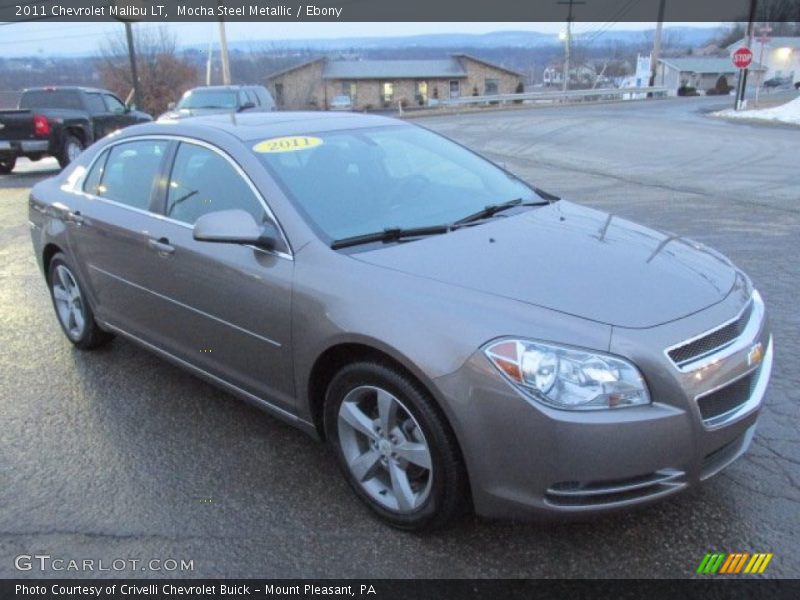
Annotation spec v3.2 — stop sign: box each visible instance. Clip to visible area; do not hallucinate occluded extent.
[733,47,753,69]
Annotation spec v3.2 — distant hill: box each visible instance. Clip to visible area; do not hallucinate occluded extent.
[187,27,719,54]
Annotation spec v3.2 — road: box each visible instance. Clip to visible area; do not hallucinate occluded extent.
[1,95,799,579]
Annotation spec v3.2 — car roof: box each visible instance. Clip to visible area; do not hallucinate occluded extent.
[186,85,264,92]
[143,111,405,142]
[23,86,109,94]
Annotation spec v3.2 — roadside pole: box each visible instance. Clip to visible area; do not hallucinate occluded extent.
[217,1,231,85]
[648,0,666,95]
[734,0,758,111]
[123,22,141,109]
[557,0,585,93]
[754,25,772,107]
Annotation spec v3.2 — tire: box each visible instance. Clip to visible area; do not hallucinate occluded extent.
[0,156,15,174]
[57,134,84,168]
[47,253,113,350]
[324,361,467,531]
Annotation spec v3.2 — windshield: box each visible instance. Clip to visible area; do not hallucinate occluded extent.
[177,90,238,109]
[252,125,539,241]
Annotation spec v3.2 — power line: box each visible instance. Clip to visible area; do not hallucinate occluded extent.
[583,0,643,45]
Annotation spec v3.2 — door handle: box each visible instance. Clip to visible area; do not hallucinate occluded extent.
[65,210,84,226]
[147,237,175,256]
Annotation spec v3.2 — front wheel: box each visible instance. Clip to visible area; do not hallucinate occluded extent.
[47,253,113,350]
[0,156,15,174]
[325,361,467,531]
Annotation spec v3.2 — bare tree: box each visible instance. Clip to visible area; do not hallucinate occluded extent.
[98,26,198,116]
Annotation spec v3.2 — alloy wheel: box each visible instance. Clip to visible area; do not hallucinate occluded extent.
[52,264,86,339]
[337,385,433,513]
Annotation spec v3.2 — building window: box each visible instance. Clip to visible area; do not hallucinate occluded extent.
[449,80,460,98]
[381,82,394,105]
[484,79,499,95]
[415,80,428,105]
[342,81,357,100]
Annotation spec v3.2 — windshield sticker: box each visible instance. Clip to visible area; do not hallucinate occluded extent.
[253,136,322,153]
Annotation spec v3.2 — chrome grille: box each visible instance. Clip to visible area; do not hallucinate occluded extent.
[668,301,753,369]
[697,371,757,425]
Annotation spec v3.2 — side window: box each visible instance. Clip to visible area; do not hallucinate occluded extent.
[82,149,109,195]
[238,90,249,107]
[245,89,259,106]
[94,140,167,210]
[84,93,106,114]
[166,143,266,226]
[103,94,126,114]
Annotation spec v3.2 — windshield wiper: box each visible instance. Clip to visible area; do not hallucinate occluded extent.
[331,224,450,250]
[454,197,550,226]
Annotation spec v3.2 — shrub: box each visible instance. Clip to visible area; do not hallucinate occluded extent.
[677,85,699,96]
[514,81,524,104]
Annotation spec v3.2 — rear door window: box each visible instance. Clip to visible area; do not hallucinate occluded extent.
[89,140,168,210]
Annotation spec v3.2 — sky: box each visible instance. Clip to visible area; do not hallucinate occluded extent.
[0,21,720,57]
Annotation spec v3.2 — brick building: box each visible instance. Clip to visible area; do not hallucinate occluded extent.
[266,55,522,110]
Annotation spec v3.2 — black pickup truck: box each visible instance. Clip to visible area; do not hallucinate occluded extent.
[0,86,152,174]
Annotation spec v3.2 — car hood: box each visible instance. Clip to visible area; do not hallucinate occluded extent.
[353,201,738,328]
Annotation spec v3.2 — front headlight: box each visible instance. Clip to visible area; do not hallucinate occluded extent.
[484,339,650,410]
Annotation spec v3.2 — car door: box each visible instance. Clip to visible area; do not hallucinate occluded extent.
[139,140,296,411]
[83,92,115,139]
[103,93,134,129]
[67,138,173,342]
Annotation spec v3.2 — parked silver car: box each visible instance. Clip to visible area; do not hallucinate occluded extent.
[29,113,773,530]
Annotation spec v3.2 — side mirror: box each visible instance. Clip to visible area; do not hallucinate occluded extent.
[193,209,286,253]
[238,101,256,112]
[167,102,176,110]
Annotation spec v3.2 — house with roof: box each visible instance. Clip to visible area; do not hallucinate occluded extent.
[266,55,522,110]
[656,57,767,95]
[727,36,800,85]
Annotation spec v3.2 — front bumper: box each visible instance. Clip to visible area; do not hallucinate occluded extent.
[433,294,772,520]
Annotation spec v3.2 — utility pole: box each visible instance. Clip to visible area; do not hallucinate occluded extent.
[734,0,759,110]
[123,22,141,108]
[217,1,231,85]
[558,0,586,92]
[206,29,215,85]
[648,0,667,92]
[754,24,772,107]
[112,2,141,108]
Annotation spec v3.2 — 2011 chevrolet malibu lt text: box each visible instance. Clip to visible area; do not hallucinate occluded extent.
[28,112,773,530]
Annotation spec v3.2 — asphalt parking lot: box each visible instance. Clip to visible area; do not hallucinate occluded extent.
[1,94,798,578]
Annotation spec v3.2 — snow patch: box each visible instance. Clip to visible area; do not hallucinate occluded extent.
[713,96,800,125]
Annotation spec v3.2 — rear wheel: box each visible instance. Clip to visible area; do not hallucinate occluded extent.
[0,156,15,174]
[47,253,113,350]
[325,361,467,531]
[58,134,83,168]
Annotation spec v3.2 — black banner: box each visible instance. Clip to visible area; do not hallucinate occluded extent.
[2,0,800,23]
[3,579,800,600]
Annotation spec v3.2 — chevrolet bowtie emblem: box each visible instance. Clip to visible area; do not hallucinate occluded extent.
[747,342,764,367]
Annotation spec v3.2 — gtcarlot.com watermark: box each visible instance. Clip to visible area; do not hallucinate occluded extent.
[14,554,194,573]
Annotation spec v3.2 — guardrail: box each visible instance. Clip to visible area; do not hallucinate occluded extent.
[435,86,668,107]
